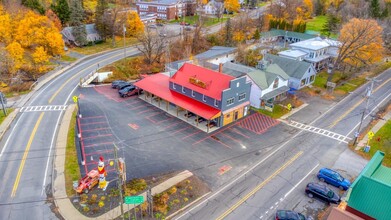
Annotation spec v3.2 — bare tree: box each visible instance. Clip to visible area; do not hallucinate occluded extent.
[136,27,167,65]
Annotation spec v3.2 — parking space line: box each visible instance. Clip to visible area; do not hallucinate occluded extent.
[82,133,113,140]
[210,137,232,149]
[138,108,155,114]
[82,127,110,133]
[182,130,202,140]
[163,120,183,129]
[80,121,107,126]
[80,115,105,120]
[84,142,113,148]
[229,127,251,139]
[85,149,114,156]
[219,132,242,144]
[128,105,145,111]
[156,116,174,124]
[172,126,191,134]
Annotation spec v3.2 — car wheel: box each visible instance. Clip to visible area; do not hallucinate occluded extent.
[307,193,314,198]
[320,178,325,182]
[84,188,89,194]
[339,186,344,190]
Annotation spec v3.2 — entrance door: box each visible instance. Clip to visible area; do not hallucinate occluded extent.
[234,111,238,121]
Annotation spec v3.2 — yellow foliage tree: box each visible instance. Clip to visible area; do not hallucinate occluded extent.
[296,0,313,20]
[224,0,240,13]
[232,31,245,42]
[201,0,208,5]
[0,5,12,44]
[328,18,384,81]
[126,11,144,37]
[32,46,50,73]
[6,42,25,71]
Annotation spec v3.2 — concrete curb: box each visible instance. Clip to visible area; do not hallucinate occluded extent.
[166,191,211,220]
[0,108,19,143]
[355,111,391,150]
[280,103,309,120]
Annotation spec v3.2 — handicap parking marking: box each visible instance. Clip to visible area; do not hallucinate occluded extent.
[128,123,139,130]
[218,165,232,175]
[128,105,146,111]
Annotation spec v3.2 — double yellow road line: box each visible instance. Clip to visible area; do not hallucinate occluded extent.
[216,151,303,220]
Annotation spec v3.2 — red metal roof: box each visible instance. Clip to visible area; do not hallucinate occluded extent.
[170,63,235,101]
[134,73,221,119]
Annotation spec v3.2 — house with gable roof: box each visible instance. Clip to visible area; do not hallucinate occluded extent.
[343,151,391,220]
[260,29,316,44]
[264,54,316,90]
[134,63,251,131]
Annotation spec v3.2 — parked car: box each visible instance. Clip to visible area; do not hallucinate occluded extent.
[111,80,126,88]
[305,182,341,204]
[75,170,99,194]
[119,86,142,97]
[275,210,306,220]
[184,112,195,118]
[317,168,351,190]
[117,82,133,90]
[156,23,164,26]
[184,22,190,26]
[148,24,157,29]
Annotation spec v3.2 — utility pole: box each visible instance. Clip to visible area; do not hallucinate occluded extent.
[123,24,126,64]
[353,78,376,146]
[0,92,7,116]
[114,144,125,220]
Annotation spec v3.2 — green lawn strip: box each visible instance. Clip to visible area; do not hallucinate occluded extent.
[253,104,289,119]
[366,120,391,167]
[61,55,77,62]
[65,109,81,197]
[258,2,267,7]
[0,108,14,124]
[170,14,232,26]
[99,56,142,80]
[70,37,138,55]
[335,77,366,94]
[306,16,327,33]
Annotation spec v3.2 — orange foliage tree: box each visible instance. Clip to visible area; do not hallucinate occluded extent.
[328,18,384,82]
[224,0,240,13]
[45,9,62,31]
[125,11,144,37]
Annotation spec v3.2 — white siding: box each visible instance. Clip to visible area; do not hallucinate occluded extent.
[248,78,262,108]
[207,53,236,65]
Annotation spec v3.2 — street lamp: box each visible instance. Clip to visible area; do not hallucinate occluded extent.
[123,24,126,63]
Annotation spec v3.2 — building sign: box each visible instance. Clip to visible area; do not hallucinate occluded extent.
[189,76,207,89]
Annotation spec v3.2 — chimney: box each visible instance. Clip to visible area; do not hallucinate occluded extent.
[218,63,223,72]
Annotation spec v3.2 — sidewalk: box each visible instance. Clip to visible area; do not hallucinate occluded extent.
[54,105,194,220]
[355,111,391,150]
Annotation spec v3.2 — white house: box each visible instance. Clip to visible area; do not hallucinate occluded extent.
[203,0,223,15]
[288,37,340,72]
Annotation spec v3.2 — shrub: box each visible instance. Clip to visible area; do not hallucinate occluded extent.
[83,206,90,212]
[127,178,147,193]
[184,197,189,202]
[153,193,169,214]
[100,196,106,201]
[187,186,193,190]
[180,189,187,195]
[80,194,88,203]
[98,201,105,208]
[185,180,191,184]
[89,194,98,205]
[168,187,177,195]
[173,199,180,204]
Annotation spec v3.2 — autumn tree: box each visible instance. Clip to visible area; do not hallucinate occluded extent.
[224,0,240,13]
[236,46,263,67]
[45,9,62,31]
[6,42,24,73]
[51,0,70,24]
[327,18,384,82]
[136,27,167,65]
[70,0,87,46]
[224,18,233,46]
[296,0,313,20]
[0,5,12,44]
[125,11,144,37]
[253,29,260,40]
[95,0,109,40]
[22,0,45,14]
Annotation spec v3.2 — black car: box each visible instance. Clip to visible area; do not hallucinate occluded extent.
[305,182,341,204]
[111,80,126,88]
[275,210,306,220]
[117,82,133,90]
[119,86,142,97]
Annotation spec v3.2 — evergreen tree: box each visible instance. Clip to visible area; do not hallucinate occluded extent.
[22,0,45,14]
[381,7,389,18]
[321,14,340,37]
[95,0,109,40]
[370,0,381,18]
[51,0,71,25]
[70,0,87,46]
[224,18,232,46]
[253,28,260,40]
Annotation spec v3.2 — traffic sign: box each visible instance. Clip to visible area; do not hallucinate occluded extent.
[72,96,78,103]
[287,103,292,111]
[124,196,144,204]
[368,131,375,140]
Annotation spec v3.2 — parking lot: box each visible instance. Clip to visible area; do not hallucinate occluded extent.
[77,85,293,189]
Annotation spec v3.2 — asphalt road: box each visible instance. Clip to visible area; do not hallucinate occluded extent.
[0,47,141,219]
[174,69,391,220]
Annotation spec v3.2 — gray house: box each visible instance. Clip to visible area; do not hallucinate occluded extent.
[263,54,316,90]
[61,24,102,46]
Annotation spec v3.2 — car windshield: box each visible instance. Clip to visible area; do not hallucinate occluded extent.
[327,190,334,198]
[334,174,343,182]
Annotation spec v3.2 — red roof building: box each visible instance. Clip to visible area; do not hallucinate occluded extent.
[134,63,251,131]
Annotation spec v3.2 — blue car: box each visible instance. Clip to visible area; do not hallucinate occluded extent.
[317,168,351,190]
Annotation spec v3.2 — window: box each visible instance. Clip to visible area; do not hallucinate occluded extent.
[214,99,218,107]
[236,82,240,87]
[182,86,185,93]
[203,95,206,102]
[310,75,315,82]
[172,83,176,89]
[238,93,245,101]
[301,79,306,86]
[191,90,195,97]
[227,97,234,105]
[273,78,279,88]
[309,52,314,58]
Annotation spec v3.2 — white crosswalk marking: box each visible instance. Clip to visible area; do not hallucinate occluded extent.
[283,120,352,143]
[20,105,67,113]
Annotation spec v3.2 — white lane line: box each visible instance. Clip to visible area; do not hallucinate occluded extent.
[284,164,319,198]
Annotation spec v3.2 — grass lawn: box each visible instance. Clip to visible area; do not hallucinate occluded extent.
[254,104,289,119]
[65,109,81,197]
[306,16,327,33]
[258,1,268,7]
[60,54,77,62]
[0,108,14,125]
[170,14,232,26]
[366,120,391,167]
[70,36,138,55]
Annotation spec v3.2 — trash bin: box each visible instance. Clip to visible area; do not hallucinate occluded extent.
[364,146,371,153]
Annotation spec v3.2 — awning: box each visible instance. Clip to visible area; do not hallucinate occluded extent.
[134,73,221,120]
[261,85,289,100]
